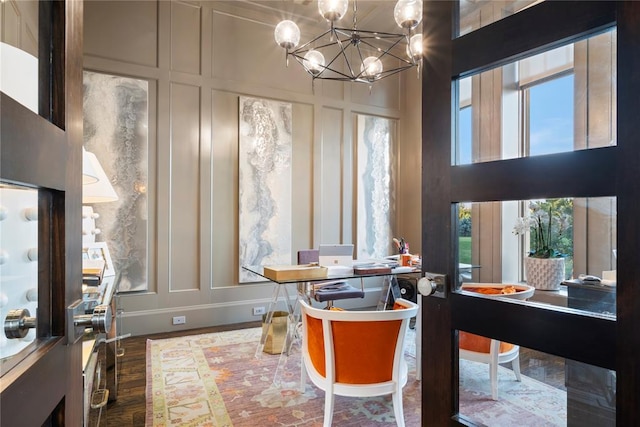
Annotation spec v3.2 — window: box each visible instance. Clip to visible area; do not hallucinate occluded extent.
[524,73,575,156]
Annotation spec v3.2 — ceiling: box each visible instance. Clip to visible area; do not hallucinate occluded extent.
[242,0,408,34]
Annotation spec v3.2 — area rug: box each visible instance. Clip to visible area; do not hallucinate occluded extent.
[146,328,566,426]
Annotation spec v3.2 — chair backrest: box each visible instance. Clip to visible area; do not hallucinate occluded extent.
[298,249,319,265]
[459,332,515,354]
[300,299,418,385]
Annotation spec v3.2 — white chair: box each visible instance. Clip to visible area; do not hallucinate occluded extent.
[459,331,522,400]
[299,298,418,427]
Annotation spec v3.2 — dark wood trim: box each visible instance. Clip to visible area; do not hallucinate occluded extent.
[51,0,66,129]
[615,1,640,424]
[37,0,66,129]
[63,0,85,424]
[38,190,53,339]
[38,189,67,338]
[39,0,52,119]
[423,0,637,424]
[0,339,67,427]
[0,94,67,190]
[451,293,616,370]
[451,147,617,202]
[421,1,457,424]
[453,1,616,78]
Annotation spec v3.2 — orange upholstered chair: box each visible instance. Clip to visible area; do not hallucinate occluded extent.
[299,298,418,427]
[459,331,521,400]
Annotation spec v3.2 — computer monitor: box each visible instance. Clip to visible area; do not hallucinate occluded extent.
[318,244,354,267]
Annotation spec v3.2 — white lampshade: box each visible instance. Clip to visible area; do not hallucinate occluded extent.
[82,147,99,184]
[303,50,326,75]
[318,0,348,23]
[394,0,423,30]
[361,56,383,79]
[274,20,300,50]
[82,150,119,203]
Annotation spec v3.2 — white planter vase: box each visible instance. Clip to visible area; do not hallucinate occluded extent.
[524,257,565,290]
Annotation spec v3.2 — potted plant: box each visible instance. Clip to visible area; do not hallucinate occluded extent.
[513,199,572,290]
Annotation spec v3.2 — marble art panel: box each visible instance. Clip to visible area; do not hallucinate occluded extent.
[83,71,149,292]
[239,97,292,282]
[356,115,397,260]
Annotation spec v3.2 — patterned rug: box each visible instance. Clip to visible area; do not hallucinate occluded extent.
[146,327,566,426]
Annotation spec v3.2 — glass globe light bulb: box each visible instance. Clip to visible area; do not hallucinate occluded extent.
[361,56,383,80]
[274,20,300,50]
[407,33,423,61]
[394,0,423,30]
[318,0,349,23]
[303,50,326,75]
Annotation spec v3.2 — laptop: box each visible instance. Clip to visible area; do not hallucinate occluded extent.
[318,244,354,267]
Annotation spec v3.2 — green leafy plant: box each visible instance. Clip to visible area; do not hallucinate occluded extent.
[513,199,573,258]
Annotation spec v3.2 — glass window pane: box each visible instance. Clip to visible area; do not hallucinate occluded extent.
[458,0,542,37]
[454,29,616,165]
[1,1,39,114]
[459,341,616,426]
[0,183,39,366]
[527,74,575,156]
[455,197,616,318]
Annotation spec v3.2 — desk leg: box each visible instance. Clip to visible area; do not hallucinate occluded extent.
[416,293,422,380]
[273,282,307,387]
[255,282,282,358]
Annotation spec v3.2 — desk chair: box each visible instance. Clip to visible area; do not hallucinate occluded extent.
[299,298,418,427]
[459,332,521,400]
[297,250,364,308]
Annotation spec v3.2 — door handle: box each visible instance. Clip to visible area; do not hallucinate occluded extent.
[67,300,113,344]
[4,308,37,339]
[418,272,447,298]
[5,304,112,340]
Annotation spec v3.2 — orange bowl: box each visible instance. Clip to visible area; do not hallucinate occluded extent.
[460,283,535,300]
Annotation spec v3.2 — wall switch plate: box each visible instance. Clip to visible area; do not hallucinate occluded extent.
[172,315,186,325]
[252,306,266,316]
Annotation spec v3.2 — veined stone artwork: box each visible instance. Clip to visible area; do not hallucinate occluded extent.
[83,70,149,292]
[357,114,397,260]
[238,97,292,282]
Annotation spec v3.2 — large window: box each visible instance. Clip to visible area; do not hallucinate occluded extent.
[454,29,616,301]
[524,73,575,156]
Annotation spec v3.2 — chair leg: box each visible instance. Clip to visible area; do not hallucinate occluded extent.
[512,354,522,382]
[490,361,499,400]
[300,358,307,392]
[392,391,406,427]
[323,391,335,427]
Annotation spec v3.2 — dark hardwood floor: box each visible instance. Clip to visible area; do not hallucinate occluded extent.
[105,323,566,426]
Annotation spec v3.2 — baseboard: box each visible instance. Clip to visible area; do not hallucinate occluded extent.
[119,288,383,336]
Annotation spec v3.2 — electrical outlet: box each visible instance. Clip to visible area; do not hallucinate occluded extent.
[252,306,266,316]
[172,315,186,325]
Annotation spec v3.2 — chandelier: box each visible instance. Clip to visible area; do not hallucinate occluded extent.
[274,0,423,84]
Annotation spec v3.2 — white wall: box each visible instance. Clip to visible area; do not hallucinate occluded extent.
[84,0,422,336]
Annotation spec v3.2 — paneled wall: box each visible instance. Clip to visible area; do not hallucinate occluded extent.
[84,0,422,335]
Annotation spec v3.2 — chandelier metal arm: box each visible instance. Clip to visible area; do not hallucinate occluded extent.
[275,0,423,84]
[358,34,415,65]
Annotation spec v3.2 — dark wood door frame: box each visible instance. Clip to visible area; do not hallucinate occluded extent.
[0,0,84,425]
[420,1,639,425]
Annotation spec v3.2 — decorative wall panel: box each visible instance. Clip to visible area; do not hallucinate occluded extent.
[83,71,149,292]
[356,115,397,259]
[239,97,292,282]
[169,82,200,292]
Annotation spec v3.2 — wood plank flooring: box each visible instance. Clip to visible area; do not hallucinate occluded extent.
[105,323,566,426]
